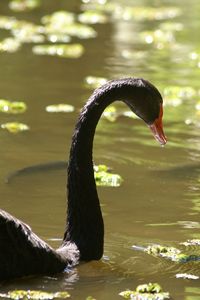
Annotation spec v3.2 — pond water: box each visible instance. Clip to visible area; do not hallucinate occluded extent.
[1,0,200,299]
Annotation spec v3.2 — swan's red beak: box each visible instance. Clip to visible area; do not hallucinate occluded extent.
[149,105,167,146]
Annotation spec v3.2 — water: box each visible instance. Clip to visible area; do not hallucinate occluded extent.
[1,0,200,299]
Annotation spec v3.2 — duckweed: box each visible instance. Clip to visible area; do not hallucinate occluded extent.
[32,44,84,58]
[94,164,123,187]
[78,10,108,24]
[0,37,21,53]
[0,290,70,299]
[0,100,27,114]
[45,104,75,113]
[9,0,41,12]
[119,283,170,300]
[1,122,29,133]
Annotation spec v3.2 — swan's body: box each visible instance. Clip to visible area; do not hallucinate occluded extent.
[0,78,166,281]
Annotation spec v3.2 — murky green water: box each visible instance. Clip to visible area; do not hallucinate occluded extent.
[1,0,200,299]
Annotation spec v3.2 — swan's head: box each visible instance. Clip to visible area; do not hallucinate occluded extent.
[124,78,167,146]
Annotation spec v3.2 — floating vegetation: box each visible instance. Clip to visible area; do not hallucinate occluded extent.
[102,105,137,122]
[175,273,199,280]
[0,290,70,299]
[163,86,196,107]
[11,23,45,43]
[181,239,200,246]
[45,104,75,113]
[78,10,108,24]
[94,164,123,187]
[142,244,200,263]
[0,99,27,114]
[9,0,41,12]
[84,76,107,89]
[32,44,84,58]
[119,283,170,300]
[1,122,29,133]
[0,37,21,53]
[42,11,97,39]
[113,6,181,22]
[41,11,75,26]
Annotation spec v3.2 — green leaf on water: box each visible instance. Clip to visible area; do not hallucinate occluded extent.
[32,44,84,58]
[1,122,29,133]
[45,104,75,113]
[41,11,75,26]
[9,0,41,12]
[0,290,70,299]
[11,23,45,43]
[144,244,200,263]
[119,283,170,300]
[94,164,123,187]
[78,10,108,24]
[0,37,21,53]
[0,100,27,114]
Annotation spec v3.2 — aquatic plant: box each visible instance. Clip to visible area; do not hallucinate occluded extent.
[9,0,41,12]
[0,100,27,114]
[32,44,84,58]
[84,76,107,89]
[94,164,123,187]
[119,283,170,300]
[45,104,75,113]
[1,122,29,133]
[0,290,70,299]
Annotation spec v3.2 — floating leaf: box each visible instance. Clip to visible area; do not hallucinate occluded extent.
[11,23,45,43]
[32,44,84,58]
[143,244,200,263]
[9,0,41,12]
[119,283,170,300]
[0,100,27,114]
[1,122,29,133]
[0,16,18,30]
[0,37,21,53]
[42,11,97,39]
[85,76,107,89]
[176,273,199,280]
[94,164,123,187]
[41,11,75,26]
[78,10,108,24]
[0,290,70,299]
[46,104,75,113]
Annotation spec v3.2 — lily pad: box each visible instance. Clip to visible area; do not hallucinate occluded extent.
[0,290,70,299]
[78,10,108,24]
[84,76,107,89]
[0,37,21,53]
[119,283,170,300]
[1,122,29,133]
[9,0,41,12]
[0,100,27,114]
[45,104,75,113]
[94,164,123,187]
[32,44,84,58]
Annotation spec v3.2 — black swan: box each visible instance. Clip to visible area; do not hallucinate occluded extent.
[0,78,167,281]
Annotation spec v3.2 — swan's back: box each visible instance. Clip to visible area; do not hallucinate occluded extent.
[0,210,66,280]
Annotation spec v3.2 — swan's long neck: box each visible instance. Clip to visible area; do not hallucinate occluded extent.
[63,78,160,261]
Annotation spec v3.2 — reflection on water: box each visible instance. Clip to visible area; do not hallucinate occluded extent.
[1,0,200,299]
